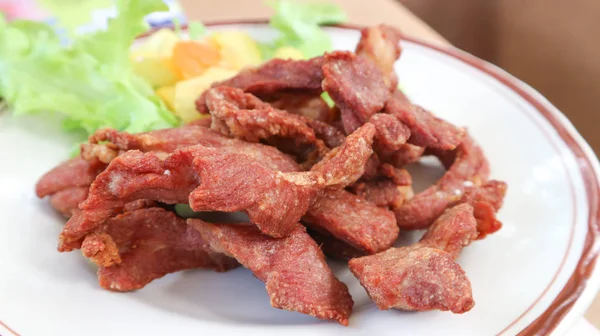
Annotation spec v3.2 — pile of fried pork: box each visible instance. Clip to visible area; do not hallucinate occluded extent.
[36,25,507,326]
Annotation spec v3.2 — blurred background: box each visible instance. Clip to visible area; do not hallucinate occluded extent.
[400,0,600,154]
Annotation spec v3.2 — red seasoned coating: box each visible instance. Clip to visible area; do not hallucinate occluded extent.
[82,125,299,172]
[454,180,508,238]
[349,163,413,211]
[322,51,391,134]
[191,126,378,233]
[360,154,382,180]
[188,147,322,238]
[355,24,403,90]
[395,135,490,230]
[267,92,333,122]
[49,187,89,218]
[36,157,105,198]
[196,56,325,113]
[58,149,197,251]
[59,147,308,248]
[349,246,474,313]
[304,118,346,149]
[204,87,327,159]
[61,127,376,250]
[303,189,398,254]
[84,125,238,158]
[311,123,376,188]
[419,204,478,259]
[80,208,237,291]
[370,113,411,152]
[378,163,412,186]
[379,143,425,168]
[385,91,465,150]
[349,204,478,313]
[190,221,353,325]
[351,180,414,211]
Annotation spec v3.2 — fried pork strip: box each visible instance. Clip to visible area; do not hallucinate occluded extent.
[302,189,398,254]
[370,113,411,152]
[36,157,153,218]
[60,124,375,249]
[204,86,328,160]
[81,207,237,291]
[395,134,490,230]
[196,56,325,113]
[355,24,403,90]
[36,157,105,198]
[451,180,508,238]
[82,124,299,171]
[35,157,106,216]
[189,221,354,325]
[349,204,477,313]
[350,180,413,211]
[267,92,333,122]
[384,91,465,150]
[49,187,89,217]
[67,124,397,255]
[378,143,425,168]
[322,51,391,134]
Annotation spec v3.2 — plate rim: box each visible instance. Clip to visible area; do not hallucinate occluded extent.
[2,20,599,336]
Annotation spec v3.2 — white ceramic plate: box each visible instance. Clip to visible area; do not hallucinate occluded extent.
[1,22,599,336]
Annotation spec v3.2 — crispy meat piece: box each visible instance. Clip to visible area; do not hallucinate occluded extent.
[188,148,323,238]
[59,147,312,247]
[384,91,465,150]
[267,93,333,122]
[395,135,490,230]
[303,189,398,254]
[308,229,365,261]
[82,125,299,172]
[349,205,478,313]
[49,187,89,217]
[36,157,106,217]
[361,154,382,180]
[196,56,325,113]
[192,124,376,230]
[322,51,391,134]
[36,157,105,198]
[311,123,375,188]
[61,127,375,249]
[80,208,237,291]
[204,86,328,160]
[349,246,474,313]
[355,24,403,89]
[453,180,507,239]
[305,118,346,148]
[349,163,413,211]
[419,204,478,259]
[379,143,425,167]
[379,163,412,186]
[351,180,413,211]
[370,113,411,152]
[190,221,354,325]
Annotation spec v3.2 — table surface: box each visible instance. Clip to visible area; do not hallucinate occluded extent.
[178,0,600,329]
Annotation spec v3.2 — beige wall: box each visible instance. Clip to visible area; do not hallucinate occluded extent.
[401,0,600,153]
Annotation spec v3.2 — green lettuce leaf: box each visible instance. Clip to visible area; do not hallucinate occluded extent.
[265,0,346,58]
[0,0,179,149]
[188,21,206,40]
[37,0,114,32]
